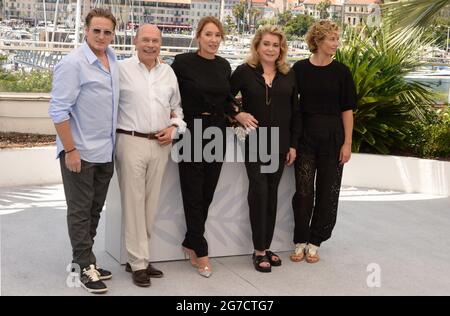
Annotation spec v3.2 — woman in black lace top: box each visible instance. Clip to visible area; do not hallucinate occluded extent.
[290,20,357,264]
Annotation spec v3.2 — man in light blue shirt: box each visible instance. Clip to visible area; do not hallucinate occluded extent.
[48,8,119,294]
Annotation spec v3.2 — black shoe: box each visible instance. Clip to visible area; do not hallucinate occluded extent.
[126,262,164,278]
[252,253,271,273]
[265,250,282,267]
[147,264,164,278]
[80,264,108,294]
[132,269,151,287]
[95,264,112,280]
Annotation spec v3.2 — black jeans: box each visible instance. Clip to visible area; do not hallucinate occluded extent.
[245,154,285,251]
[292,115,344,247]
[178,116,226,258]
[60,152,114,269]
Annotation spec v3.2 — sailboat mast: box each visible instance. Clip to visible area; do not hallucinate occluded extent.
[43,0,49,46]
[51,0,60,43]
[75,0,82,47]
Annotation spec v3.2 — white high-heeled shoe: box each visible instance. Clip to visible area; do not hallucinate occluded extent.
[196,256,213,278]
[197,264,212,278]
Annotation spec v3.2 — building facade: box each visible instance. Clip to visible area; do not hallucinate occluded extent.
[2,0,383,28]
[344,0,381,27]
[302,0,381,26]
[4,0,37,20]
[141,0,191,27]
[190,0,221,27]
[222,0,240,21]
[303,0,343,21]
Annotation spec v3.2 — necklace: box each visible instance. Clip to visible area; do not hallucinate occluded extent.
[265,84,271,106]
[263,71,275,87]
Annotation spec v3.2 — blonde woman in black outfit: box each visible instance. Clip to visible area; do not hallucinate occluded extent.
[290,20,357,263]
[231,25,301,273]
[171,16,250,277]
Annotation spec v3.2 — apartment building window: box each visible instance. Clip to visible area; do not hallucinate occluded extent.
[360,17,363,24]
[360,6,363,13]
[353,17,356,25]
[349,7,351,12]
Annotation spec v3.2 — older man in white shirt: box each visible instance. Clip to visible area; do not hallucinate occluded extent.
[115,24,186,287]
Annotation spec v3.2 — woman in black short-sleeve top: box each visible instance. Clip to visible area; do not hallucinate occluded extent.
[171,17,243,278]
[290,20,357,264]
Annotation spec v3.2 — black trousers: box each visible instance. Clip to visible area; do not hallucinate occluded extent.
[245,154,285,251]
[178,116,226,258]
[59,152,114,269]
[292,115,344,247]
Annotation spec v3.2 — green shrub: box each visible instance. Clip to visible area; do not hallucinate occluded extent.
[0,70,52,93]
[406,107,450,159]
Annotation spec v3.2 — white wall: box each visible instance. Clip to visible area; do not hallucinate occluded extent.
[0,147,61,187]
[342,153,450,196]
[0,93,55,135]
[1,148,448,195]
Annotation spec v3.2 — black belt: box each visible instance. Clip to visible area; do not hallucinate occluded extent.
[116,129,158,140]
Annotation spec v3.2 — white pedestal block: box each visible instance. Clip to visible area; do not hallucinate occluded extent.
[105,158,296,263]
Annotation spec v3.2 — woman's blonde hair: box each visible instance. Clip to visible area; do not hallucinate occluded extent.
[246,25,290,75]
[305,20,340,53]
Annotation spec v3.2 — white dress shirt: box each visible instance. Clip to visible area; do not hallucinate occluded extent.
[117,55,186,134]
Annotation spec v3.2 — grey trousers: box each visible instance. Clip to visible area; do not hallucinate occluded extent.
[59,152,114,269]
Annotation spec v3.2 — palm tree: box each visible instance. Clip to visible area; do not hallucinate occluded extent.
[232,1,246,33]
[317,0,331,20]
[384,0,450,29]
[248,7,263,31]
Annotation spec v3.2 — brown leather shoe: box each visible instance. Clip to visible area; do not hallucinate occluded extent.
[132,269,151,287]
[147,264,164,278]
[126,263,164,278]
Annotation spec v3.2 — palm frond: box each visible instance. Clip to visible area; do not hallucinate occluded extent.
[335,22,436,154]
[383,0,450,29]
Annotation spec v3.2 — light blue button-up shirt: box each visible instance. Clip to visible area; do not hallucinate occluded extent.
[49,42,119,163]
